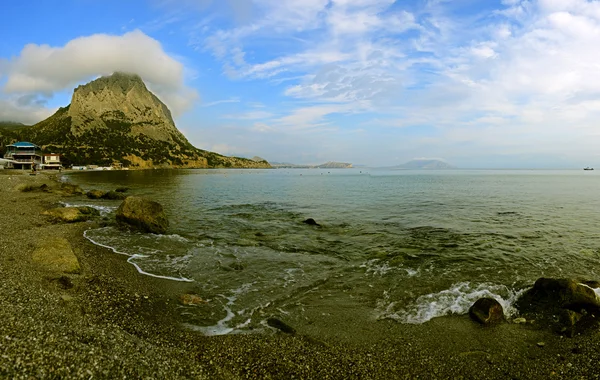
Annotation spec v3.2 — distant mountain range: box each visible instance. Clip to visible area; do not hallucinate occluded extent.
[270,161,353,169]
[391,159,456,170]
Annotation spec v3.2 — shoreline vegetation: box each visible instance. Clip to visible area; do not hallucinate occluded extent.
[2,172,600,378]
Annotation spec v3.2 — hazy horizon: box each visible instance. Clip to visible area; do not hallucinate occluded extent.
[2,1,600,168]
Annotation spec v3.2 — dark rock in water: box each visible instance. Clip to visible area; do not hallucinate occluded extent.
[303,218,320,226]
[101,191,127,200]
[116,196,169,234]
[469,298,504,325]
[86,190,106,199]
[76,206,100,216]
[267,317,296,334]
[516,278,600,313]
[229,262,246,271]
[115,187,129,193]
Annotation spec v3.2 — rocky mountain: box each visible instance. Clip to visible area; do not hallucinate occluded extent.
[393,159,456,170]
[0,73,270,169]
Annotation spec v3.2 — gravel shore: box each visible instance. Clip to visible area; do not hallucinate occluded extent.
[1,171,600,379]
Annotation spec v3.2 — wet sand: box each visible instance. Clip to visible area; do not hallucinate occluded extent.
[1,170,598,379]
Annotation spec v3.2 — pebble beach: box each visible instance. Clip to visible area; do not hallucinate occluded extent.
[2,171,600,379]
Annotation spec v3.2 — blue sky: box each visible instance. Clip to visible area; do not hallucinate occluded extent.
[2,0,600,168]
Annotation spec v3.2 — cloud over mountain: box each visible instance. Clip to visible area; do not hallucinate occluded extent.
[0,30,197,122]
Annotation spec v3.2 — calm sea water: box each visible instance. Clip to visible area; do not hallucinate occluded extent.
[64,169,600,335]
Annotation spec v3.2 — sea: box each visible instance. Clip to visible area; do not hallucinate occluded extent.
[62,168,600,336]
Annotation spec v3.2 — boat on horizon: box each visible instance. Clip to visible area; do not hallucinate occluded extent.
[584,167,594,170]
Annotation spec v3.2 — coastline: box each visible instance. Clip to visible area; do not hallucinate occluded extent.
[1,171,599,379]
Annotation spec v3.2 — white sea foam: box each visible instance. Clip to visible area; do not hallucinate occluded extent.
[185,284,256,336]
[83,228,194,282]
[59,201,117,216]
[360,259,394,276]
[360,259,419,277]
[376,282,526,324]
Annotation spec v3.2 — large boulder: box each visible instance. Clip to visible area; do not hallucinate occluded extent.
[469,298,504,325]
[32,238,81,273]
[516,278,600,335]
[60,183,85,196]
[516,278,600,313]
[86,190,106,199]
[41,206,99,223]
[116,196,169,234]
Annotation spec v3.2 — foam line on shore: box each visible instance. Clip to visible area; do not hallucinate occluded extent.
[84,228,194,283]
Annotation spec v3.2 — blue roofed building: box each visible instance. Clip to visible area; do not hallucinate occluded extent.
[3,142,43,170]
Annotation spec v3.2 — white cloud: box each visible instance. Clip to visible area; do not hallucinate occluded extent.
[1,30,198,120]
[202,97,240,107]
[221,110,274,119]
[0,97,55,125]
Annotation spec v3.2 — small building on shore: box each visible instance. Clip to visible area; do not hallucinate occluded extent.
[3,142,42,170]
[2,142,63,170]
[41,154,63,170]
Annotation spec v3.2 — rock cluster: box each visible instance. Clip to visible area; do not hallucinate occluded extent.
[86,189,127,200]
[469,278,600,336]
[515,278,600,336]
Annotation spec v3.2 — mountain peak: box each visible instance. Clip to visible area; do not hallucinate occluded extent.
[74,72,146,97]
[8,73,271,169]
[68,71,177,141]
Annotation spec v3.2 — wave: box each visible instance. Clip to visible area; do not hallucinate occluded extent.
[83,228,194,282]
[59,201,117,216]
[376,282,526,324]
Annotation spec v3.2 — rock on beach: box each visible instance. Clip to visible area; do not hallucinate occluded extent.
[32,237,81,273]
[516,278,600,313]
[41,206,99,223]
[469,297,504,325]
[116,196,169,234]
[516,277,600,335]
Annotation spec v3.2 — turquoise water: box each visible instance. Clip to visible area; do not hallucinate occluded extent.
[65,169,600,334]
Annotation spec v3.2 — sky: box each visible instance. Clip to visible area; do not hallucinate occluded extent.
[2,0,600,168]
